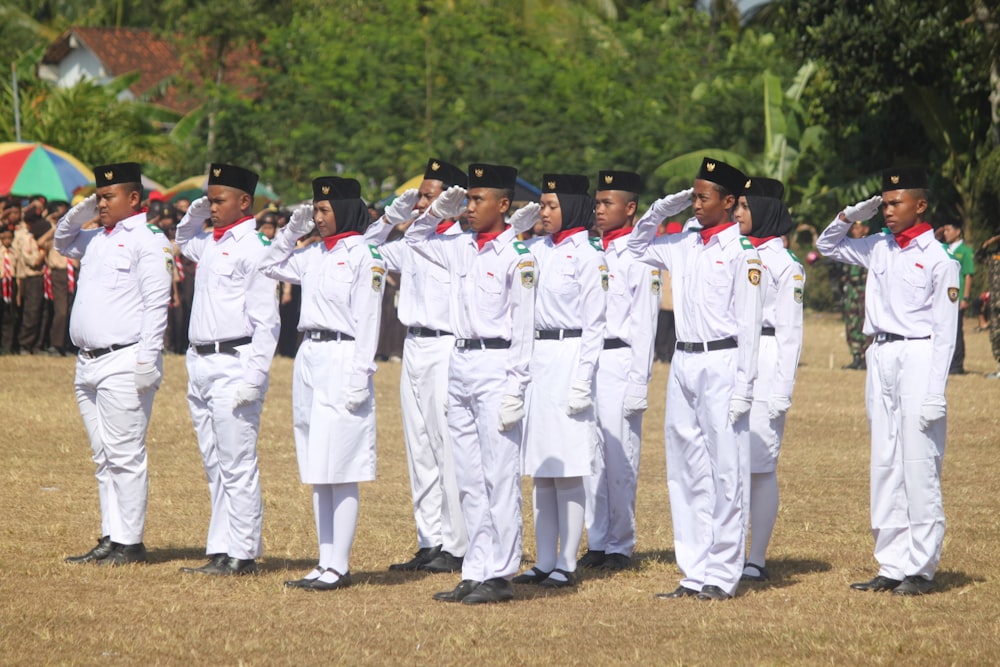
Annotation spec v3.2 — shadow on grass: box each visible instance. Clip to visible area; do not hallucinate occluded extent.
[147,545,217,564]
[738,557,833,592]
[933,569,982,592]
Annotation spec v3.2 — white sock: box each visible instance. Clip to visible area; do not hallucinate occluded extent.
[747,471,779,567]
[313,484,335,569]
[329,482,359,576]
[555,477,585,572]
[533,478,558,572]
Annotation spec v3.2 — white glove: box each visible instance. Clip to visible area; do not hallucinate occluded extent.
[648,188,694,222]
[728,395,752,425]
[768,395,792,421]
[566,379,593,416]
[498,395,525,432]
[63,194,97,228]
[919,394,947,431]
[187,196,211,223]
[428,185,467,219]
[288,203,315,236]
[509,202,541,234]
[842,195,883,222]
[134,362,161,394]
[383,189,419,225]
[623,393,648,417]
[345,387,370,412]
[233,383,263,409]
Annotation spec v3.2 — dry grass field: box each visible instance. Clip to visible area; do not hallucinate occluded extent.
[1,313,998,666]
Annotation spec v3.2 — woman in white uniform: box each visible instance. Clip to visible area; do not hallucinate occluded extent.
[513,174,606,588]
[260,176,385,591]
[733,177,804,582]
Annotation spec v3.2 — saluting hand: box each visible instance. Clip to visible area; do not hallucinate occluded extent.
[63,194,98,228]
[288,203,315,236]
[428,185,467,220]
[648,188,694,222]
[187,196,211,222]
[383,189,419,226]
[842,195,882,223]
[509,202,540,235]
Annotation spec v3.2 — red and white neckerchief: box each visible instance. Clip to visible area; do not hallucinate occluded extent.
[323,230,361,250]
[601,226,632,251]
[42,264,53,301]
[1,250,12,303]
[436,220,456,234]
[67,263,76,293]
[552,227,586,246]
[893,222,932,249]
[699,222,735,244]
[213,216,254,242]
[748,235,777,248]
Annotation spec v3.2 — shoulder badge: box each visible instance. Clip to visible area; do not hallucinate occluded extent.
[589,237,603,252]
[793,286,804,304]
[165,256,174,275]
[520,264,535,289]
[651,269,662,295]
[947,287,959,303]
[368,244,382,260]
[513,240,529,256]
[739,236,754,251]
[146,223,164,234]
[372,265,385,292]
[748,267,762,286]
[257,232,271,246]
[599,264,609,291]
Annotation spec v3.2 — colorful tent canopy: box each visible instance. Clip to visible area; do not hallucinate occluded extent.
[0,142,93,201]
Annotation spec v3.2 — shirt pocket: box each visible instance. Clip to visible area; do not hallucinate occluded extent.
[900,263,929,307]
[477,271,505,311]
[103,252,132,288]
[210,258,240,289]
[325,263,354,304]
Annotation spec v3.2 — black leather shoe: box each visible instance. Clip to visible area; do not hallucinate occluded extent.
[433,579,480,602]
[577,549,606,568]
[179,553,230,575]
[654,585,699,599]
[100,542,147,566]
[892,575,934,596]
[284,567,323,588]
[741,562,770,582]
[420,551,463,573]
[600,553,631,571]
[512,566,551,584]
[212,557,257,576]
[539,568,577,589]
[304,568,352,591]
[850,575,902,592]
[65,536,113,564]
[461,577,514,604]
[389,545,441,571]
[697,585,732,601]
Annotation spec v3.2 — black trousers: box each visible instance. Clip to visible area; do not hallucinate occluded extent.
[17,275,44,352]
[950,311,965,373]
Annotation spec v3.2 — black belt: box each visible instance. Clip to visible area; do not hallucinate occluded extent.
[535,329,582,340]
[603,338,629,350]
[675,337,738,353]
[455,338,511,350]
[191,336,254,355]
[761,327,776,336]
[874,332,931,344]
[408,327,452,338]
[80,341,137,359]
[303,329,355,342]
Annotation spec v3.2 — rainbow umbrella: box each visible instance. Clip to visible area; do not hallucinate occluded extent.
[0,142,93,201]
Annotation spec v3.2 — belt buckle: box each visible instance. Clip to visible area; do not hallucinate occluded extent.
[682,342,696,353]
[875,333,888,343]
[309,331,322,341]
[534,331,541,339]
[456,338,467,349]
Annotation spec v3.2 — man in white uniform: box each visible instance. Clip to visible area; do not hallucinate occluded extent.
[366,158,468,574]
[406,164,536,604]
[817,168,959,596]
[583,170,659,572]
[628,157,763,601]
[175,163,281,576]
[56,162,172,566]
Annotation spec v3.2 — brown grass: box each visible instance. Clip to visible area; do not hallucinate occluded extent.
[1,312,998,666]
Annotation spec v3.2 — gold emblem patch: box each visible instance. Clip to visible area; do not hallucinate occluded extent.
[104,170,113,180]
[371,266,385,292]
[475,168,484,178]
[213,168,222,177]
[706,162,716,172]
[748,268,761,285]
[322,185,330,195]
[745,179,752,189]
[604,175,614,185]
[431,161,440,171]
[947,287,959,303]
[890,174,900,185]
[547,180,556,190]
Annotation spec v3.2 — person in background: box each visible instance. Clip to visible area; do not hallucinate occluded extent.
[936,215,974,375]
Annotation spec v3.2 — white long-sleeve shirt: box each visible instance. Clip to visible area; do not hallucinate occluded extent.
[175,213,280,387]
[260,227,385,389]
[816,217,959,395]
[604,232,659,397]
[757,238,805,398]
[55,211,172,363]
[628,221,763,399]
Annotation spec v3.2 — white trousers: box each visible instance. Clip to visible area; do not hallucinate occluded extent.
[447,347,523,582]
[186,347,265,560]
[400,333,466,555]
[588,346,644,556]
[665,348,749,596]
[748,336,787,473]
[866,339,946,580]
[74,346,158,544]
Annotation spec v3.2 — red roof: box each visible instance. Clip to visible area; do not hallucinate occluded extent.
[41,27,258,115]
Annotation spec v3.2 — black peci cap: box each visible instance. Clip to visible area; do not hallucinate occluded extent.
[541,173,589,195]
[424,158,467,189]
[207,163,258,196]
[468,163,517,190]
[696,157,747,197]
[313,176,362,202]
[94,162,141,187]
[596,170,641,194]
[882,167,928,192]
[744,177,784,200]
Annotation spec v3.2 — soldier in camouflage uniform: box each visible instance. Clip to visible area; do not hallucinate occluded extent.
[841,221,871,370]
[984,235,1000,378]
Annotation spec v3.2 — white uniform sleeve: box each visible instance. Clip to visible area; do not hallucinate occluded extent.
[576,249,607,382]
[625,261,659,395]
[506,249,536,398]
[242,247,281,387]
[363,217,395,246]
[928,256,960,396]
[349,252,386,389]
[816,216,875,267]
[734,246,764,399]
[404,211,449,269]
[134,233,174,364]
[175,210,210,262]
[627,212,671,271]
[772,260,804,398]
[375,239,404,273]
[259,224,305,284]
[53,214,97,260]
